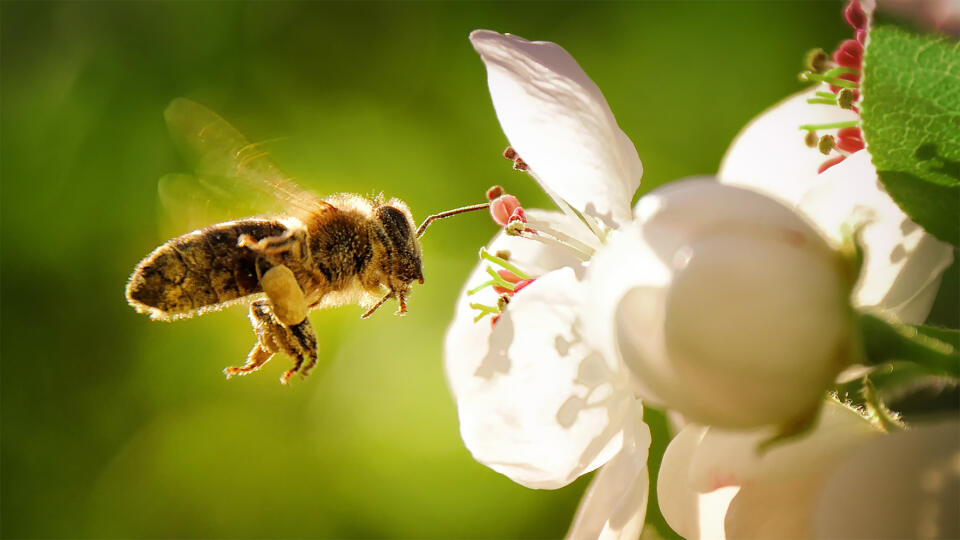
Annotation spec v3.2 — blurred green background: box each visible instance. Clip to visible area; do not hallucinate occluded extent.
[2,2,859,538]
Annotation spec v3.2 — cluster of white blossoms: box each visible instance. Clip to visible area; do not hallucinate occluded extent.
[444,22,956,540]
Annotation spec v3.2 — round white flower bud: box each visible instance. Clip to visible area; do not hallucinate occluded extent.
[602,179,855,428]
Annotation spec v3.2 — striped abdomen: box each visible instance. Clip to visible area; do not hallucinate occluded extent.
[126,219,289,320]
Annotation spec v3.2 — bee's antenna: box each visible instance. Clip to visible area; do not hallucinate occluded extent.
[416,203,490,238]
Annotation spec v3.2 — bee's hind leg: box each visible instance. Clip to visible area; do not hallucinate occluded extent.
[223,299,318,384]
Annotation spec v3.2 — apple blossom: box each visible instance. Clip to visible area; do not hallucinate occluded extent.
[589,180,857,429]
[659,399,959,539]
[445,28,881,539]
[445,30,651,538]
[717,0,954,326]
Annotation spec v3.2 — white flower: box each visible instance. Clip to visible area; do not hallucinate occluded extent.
[595,180,856,429]
[659,400,960,539]
[445,30,650,538]
[718,89,954,325]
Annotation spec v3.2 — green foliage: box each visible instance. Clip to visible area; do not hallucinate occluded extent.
[859,313,959,378]
[860,25,960,247]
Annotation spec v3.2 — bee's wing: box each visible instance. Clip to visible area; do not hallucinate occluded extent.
[161,98,322,226]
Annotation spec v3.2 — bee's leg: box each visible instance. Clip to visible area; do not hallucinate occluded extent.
[224,341,273,379]
[223,299,318,384]
[237,228,306,257]
[277,318,318,384]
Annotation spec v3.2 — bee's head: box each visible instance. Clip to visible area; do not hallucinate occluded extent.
[374,201,424,287]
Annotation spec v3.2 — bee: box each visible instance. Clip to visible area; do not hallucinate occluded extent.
[126,99,488,383]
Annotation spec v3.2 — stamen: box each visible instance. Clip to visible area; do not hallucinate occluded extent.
[799,70,859,88]
[479,248,533,280]
[819,155,847,173]
[524,217,597,256]
[804,48,830,73]
[836,88,856,109]
[485,266,517,291]
[798,120,860,131]
[514,228,592,261]
[844,0,867,30]
[818,134,836,155]
[490,194,523,226]
[486,185,504,200]
[805,130,819,148]
[467,280,497,296]
[470,302,499,322]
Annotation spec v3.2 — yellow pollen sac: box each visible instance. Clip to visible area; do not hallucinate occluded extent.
[261,265,308,326]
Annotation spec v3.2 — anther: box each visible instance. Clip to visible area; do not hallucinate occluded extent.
[804,48,830,73]
[837,88,855,109]
[818,155,846,173]
[505,220,525,236]
[486,185,504,200]
[833,39,863,69]
[513,157,528,171]
[818,134,836,155]
[503,146,518,161]
[495,249,511,260]
[805,130,819,148]
[844,0,867,31]
[496,294,511,311]
[490,194,522,226]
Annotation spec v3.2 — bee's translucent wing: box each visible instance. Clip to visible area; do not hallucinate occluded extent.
[162,98,322,222]
[156,173,277,235]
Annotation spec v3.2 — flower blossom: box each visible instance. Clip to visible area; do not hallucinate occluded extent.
[445,29,885,539]
[718,0,954,325]
[659,400,960,539]
[445,30,651,538]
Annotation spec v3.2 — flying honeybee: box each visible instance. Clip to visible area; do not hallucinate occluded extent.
[126,99,488,383]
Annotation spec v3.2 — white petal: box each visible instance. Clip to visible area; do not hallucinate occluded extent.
[813,420,960,539]
[658,426,709,539]
[799,151,954,324]
[718,88,858,207]
[658,425,740,540]
[691,401,879,492]
[567,403,651,540]
[470,30,641,228]
[445,209,597,398]
[451,267,632,488]
[659,402,880,539]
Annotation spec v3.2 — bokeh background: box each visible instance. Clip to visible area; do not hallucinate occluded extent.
[1,2,924,538]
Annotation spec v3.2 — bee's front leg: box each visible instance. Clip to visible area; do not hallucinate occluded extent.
[224,299,319,384]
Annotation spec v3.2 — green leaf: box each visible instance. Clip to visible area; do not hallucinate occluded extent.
[860,25,960,247]
[858,313,959,378]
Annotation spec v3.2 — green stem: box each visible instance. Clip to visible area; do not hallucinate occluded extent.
[479,248,532,280]
[466,279,496,296]
[484,266,516,291]
[798,120,860,131]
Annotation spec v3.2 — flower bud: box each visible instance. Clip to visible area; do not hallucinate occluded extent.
[608,180,854,429]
